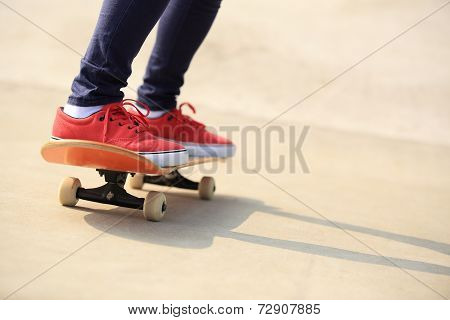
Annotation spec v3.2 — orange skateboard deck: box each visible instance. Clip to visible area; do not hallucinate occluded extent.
[41,139,219,175]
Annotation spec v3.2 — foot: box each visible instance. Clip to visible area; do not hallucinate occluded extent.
[130,102,236,158]
[51,100,189,167]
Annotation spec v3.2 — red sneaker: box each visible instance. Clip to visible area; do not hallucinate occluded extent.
[131,102,235,158]
[51,100,189,167]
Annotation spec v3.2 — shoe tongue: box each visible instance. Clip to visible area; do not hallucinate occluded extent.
[104,102,122,109]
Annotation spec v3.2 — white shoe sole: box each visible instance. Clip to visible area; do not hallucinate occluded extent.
[139,149,189,167]
[182,142,236,158]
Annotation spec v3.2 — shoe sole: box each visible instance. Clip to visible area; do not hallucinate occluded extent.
[181,142,236,158]
[138,149,189,167]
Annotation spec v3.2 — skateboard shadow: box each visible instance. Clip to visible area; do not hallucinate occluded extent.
[81,193,450,276]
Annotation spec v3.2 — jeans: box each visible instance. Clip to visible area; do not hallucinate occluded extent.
[68,0,221,111]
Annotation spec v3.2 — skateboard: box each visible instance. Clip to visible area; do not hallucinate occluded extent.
[41,139,222,222]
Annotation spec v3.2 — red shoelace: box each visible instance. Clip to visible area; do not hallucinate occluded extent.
[101,99,151,140]
[166,102,205,129]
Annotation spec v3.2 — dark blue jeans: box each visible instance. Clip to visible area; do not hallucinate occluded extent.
[68,0,221,111]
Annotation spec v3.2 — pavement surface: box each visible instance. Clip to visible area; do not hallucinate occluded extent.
[0,0,449,299]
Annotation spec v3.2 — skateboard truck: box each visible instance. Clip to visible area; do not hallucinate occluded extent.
[128,169,216,200]
[75,170,144,209]
[58,170,167,222]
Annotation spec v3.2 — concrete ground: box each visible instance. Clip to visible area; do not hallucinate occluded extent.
[0,0,449,299]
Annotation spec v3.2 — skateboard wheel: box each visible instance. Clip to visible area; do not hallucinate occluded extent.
[128,173,144,189]
[198,176,215,200]
[58,177,81,207]
[143,191,167,222]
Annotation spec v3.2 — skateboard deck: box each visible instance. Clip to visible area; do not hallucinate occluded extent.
[41,139,219,175]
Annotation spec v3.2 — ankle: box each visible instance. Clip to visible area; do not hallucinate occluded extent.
[147,109,168,119]
[135,105,168,119]
[63,103,104,118]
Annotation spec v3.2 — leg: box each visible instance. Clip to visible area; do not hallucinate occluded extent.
[127,0,234,159]
[68,0,170,107]
[137,0,222,111]
[52,0,189,168]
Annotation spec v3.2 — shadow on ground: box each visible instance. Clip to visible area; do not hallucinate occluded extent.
[80,192,450,276]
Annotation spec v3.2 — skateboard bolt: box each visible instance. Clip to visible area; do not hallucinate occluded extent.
[106,192,114,200]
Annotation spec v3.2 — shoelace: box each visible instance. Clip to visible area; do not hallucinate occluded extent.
[167,102,205,129]
[100,99,151,140]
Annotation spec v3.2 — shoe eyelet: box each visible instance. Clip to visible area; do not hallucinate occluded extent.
[109,117,113,121]
[168,115,173,121]
[128,126,132,129]
[118,122,123,126]
[135,129,139,134]
[99,116,105,121]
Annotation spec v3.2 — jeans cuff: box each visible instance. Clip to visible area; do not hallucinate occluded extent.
[67,96,123,107]
[137,95,176,112]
